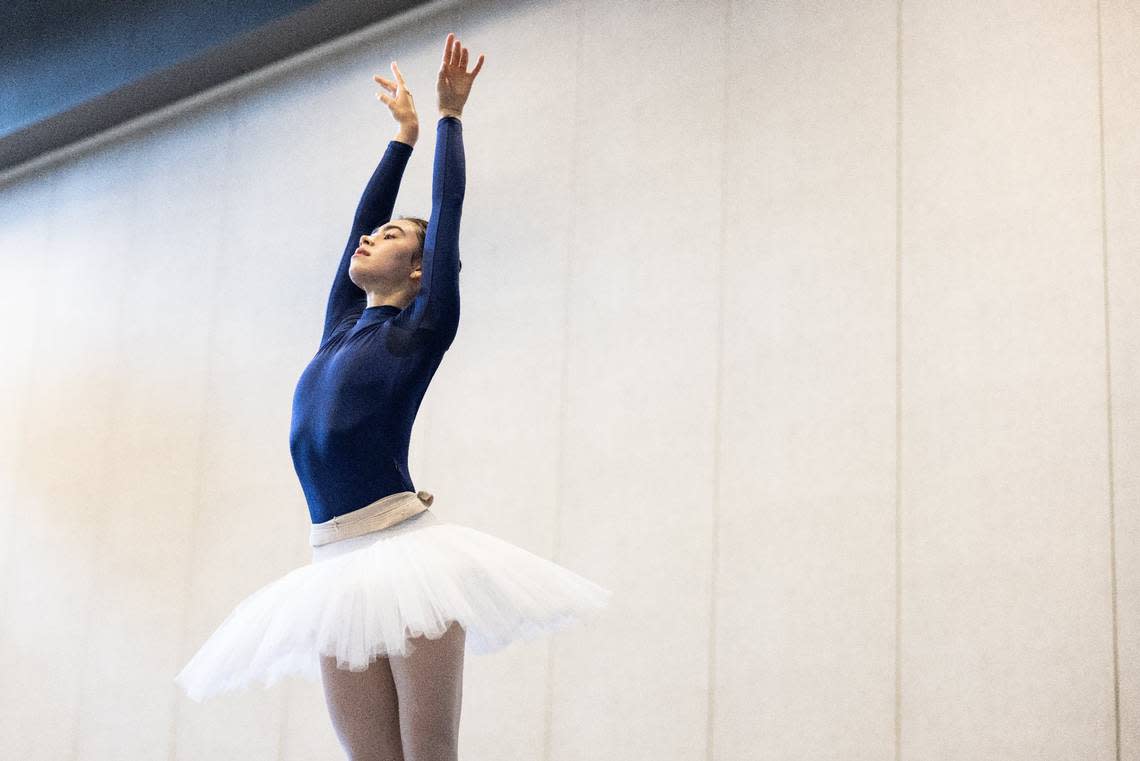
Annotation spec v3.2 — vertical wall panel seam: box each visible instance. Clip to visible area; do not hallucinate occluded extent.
[707,1,731,759]
[1093,1,1121,758]
[544,0,585,758]
[0,177,54,749]
[166,98,232,760]
[70,149,138,760]
[895,1,904,759]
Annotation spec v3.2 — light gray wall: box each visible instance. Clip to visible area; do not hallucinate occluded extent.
[0,0,1137,759]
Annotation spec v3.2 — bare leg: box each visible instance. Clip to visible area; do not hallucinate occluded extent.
[320,653,405,761]
[388,620,466,761]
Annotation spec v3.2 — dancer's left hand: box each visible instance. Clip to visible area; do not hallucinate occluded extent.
[437,33,484,118]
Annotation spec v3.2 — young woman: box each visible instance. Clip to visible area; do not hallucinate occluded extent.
[175,33,612,759]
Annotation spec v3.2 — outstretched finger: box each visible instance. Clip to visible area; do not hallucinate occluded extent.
[391,60,407,85]
[442,33,455,67]
[373,74,395,92]
[470,54,484,78]
[459,46,468,70]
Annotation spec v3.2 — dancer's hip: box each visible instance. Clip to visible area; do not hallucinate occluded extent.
[309,489,437,548]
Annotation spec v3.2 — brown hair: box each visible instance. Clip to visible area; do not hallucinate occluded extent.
[398,216,463,273]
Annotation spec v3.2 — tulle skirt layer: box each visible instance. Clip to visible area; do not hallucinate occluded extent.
[174,502,612,703]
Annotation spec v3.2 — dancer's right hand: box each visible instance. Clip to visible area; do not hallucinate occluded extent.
[373,61,418,128]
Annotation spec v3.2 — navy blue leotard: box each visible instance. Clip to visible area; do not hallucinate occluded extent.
[289,116,464,524]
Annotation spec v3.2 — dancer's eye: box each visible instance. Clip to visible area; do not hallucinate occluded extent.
[385,234,395,240]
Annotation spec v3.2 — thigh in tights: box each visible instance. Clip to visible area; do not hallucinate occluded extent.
[319,620,465,761]
[389,620,466,761]
[320,652,405,761]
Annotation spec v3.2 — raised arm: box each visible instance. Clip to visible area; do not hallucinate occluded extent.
[394,116,464,347]
[320,59,421,345]
[391,33,483,351]
[320,139,413,343]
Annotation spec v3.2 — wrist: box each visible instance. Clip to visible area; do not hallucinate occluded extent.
[439,109,462,120]
[395,124,419,146]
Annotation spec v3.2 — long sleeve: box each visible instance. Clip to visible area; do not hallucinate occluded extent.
[321,139,414,345]
[392,116,464,349]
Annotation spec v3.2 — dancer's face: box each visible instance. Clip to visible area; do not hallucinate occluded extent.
[349,219,422,292]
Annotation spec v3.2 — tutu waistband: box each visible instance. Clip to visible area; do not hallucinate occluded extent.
[310,489,435,547]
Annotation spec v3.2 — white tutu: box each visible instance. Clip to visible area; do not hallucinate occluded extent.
[174,503,612,703]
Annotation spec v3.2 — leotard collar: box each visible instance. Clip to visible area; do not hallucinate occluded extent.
[358,304,402,325]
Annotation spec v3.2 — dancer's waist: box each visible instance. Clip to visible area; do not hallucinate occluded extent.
[309,490,434,546]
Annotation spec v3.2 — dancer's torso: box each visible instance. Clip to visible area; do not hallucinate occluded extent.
[292,116,465,524]
[289,307,446,524]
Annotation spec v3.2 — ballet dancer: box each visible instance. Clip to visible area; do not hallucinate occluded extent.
[176,33,611,761]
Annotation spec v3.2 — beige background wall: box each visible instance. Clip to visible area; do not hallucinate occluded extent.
[0,0,1137,759]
